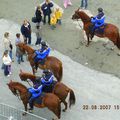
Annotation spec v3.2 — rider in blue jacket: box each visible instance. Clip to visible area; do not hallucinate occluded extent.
[28,85,43,110]
[41,69,54,86]
[91,8,105,37]
[34,41,51,65]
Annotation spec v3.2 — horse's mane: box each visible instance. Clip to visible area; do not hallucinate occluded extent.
[78,10,91,21]
[10,81,27,90]
[25,44,34,52]
[20,72,36,79]
[18,42,34,53]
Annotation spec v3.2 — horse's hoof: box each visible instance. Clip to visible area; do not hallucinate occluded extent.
[86,44,89,47]
[62,109,66,112]
[22,112,27,116]
[110,47,114,50]
[103,43,107,47]
[117,53,120,56]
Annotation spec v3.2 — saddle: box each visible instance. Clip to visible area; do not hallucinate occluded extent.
[90,23,107,34]
[34,93,45,105]
[38,59,46,65]
[28,92,45,105]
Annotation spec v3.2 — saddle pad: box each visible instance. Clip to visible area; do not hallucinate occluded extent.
[34,93,45,105]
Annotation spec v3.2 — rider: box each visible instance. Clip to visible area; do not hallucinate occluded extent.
[28,84,43,110]
[41,69,54,86]
[91,8,105,37]
[34,41,51,65]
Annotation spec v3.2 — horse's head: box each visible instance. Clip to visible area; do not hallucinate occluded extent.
[7,80,18,96]
[19,69,36,82]
[17,42,26,54]
[7,80,27,95]
[72,8,91,22]
[19,69,28,81]
[72,8,81,20]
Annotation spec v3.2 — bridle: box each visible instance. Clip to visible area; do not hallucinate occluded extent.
[74,12,91,29]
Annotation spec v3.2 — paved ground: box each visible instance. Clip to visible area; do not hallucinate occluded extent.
[0,0,120,120]
[0,0,120,77]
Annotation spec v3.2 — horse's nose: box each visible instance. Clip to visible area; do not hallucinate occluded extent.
[71,15,74,19]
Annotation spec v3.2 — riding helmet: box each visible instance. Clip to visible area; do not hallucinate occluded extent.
[41,41,46,46]
[98,8,103,12]
[43,69,50,74]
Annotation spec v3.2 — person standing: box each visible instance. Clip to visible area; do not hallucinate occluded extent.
[41,0,53,25]
[35,5,43,27]
[50,14,57,30]
[80,0,88,9]
[63,0,72,9]
[3,32,13,60]
[55,8,63,25]
[2,50,12,77]
[15,33,24,64]
[21,19,32,45]
[35,25,42,46]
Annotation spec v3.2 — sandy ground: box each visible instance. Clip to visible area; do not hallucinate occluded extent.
[0,0,120,77]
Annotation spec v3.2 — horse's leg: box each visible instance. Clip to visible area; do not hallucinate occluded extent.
[32,67,35,75]
[22,102,28,116]
[86,34,90,47]
[62,100,67,112]
[51,108,60,120]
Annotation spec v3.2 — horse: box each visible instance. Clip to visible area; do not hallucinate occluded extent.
[72,9,120,54]
[17,42,63,82]
[19,69,76,112]
[7,80,61,120]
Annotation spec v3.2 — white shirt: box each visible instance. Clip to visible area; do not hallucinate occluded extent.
[3,55,12,65]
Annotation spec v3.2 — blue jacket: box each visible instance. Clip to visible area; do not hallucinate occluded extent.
[21,23,31,37]
[41,2,53,15]
[28,85,43,98]
[91,12,105,27]
[41,72,54,86]
[35,47,51,60]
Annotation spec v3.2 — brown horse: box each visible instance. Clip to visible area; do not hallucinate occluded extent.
[7,80,61,120]
[17,42,63,81]
[72,9,120,53]
[19,70,76,112]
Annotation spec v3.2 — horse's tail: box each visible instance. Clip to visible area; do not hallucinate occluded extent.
[69,89,76,108]
[57,62,63,82]
[116,32,120,49]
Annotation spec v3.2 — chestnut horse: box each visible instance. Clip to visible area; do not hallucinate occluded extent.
[7,80,61,120]
[19,70,76,112]
[72,9,120,53]
[17,42,63,81]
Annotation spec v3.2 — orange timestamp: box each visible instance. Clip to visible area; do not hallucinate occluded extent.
[82,105,120,110]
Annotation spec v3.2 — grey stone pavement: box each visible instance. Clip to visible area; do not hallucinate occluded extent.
[0,0,120,120]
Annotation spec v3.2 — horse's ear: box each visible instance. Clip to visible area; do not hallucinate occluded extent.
[77,7,80,11]
[20,69,23,73]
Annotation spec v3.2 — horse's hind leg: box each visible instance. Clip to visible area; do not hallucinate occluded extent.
[62,100,67,112]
